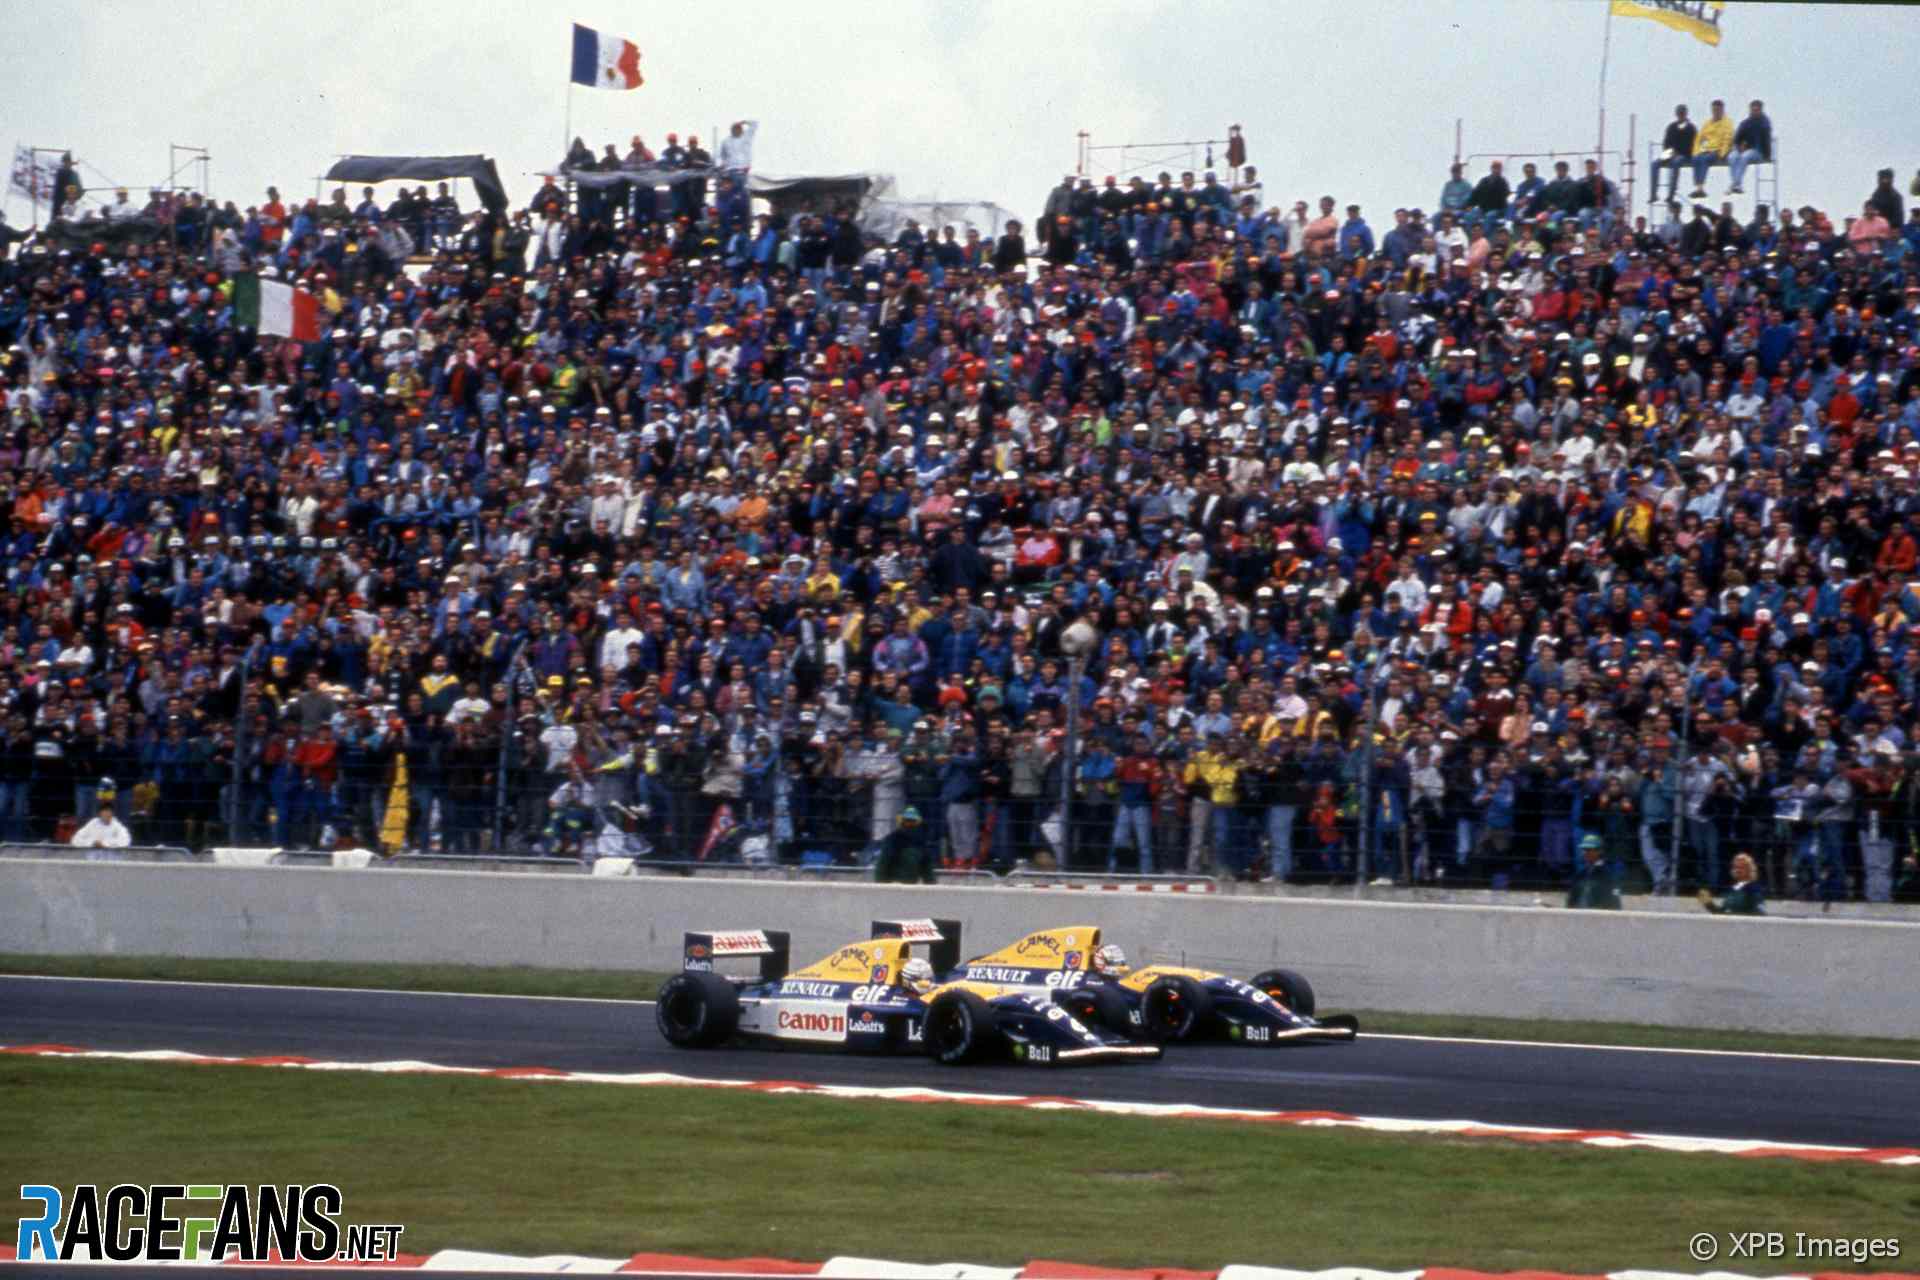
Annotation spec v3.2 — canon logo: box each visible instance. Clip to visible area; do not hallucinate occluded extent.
[777,1011,845,1033]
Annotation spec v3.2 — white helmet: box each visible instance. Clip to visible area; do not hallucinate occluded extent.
[1092,943,1129,977]
[901,957,935,994]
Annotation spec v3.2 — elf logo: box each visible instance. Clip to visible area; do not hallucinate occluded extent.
[15,1184,405,1263]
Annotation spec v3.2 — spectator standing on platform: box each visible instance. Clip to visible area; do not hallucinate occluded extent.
[1728,99,1772,194]
[1509,161,1544,218]
[1867,167,1904,227]
[715,120,758,174]
[1468,161,1509,222]
[50,153,78,221]
[1579,158,1620,232]
[1651,104,1697,204]
[1689,99,1733,197]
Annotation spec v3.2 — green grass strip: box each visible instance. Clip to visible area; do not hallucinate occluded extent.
[3,1055,1910,1273]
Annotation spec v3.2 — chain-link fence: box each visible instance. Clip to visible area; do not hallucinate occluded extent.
[8,732,1917,904]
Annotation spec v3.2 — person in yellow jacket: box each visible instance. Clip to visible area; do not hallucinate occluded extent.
[1184,740,1241,877]
[1689,100,1734,198]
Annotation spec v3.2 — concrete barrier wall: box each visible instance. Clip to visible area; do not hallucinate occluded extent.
[3,860,1914,1036]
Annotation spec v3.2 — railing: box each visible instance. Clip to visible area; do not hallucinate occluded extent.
[0,843,196,862]
[9,758,1910,905]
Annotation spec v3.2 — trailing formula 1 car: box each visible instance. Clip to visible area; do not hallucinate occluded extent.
[873,920,1357,1046]
[655,920,1160,1067]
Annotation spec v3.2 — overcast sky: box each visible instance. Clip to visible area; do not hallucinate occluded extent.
[6,2,1918,232]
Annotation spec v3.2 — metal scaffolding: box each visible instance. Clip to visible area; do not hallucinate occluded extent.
[1074,131,1233,184]
[1454,114,1640,210]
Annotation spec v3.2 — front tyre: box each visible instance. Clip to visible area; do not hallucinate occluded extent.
[1250,968,1316,1017]
[924,989,1001,1065]
[1056,983,1135,1037]
[655,971,741,1048]
[1140,975,1214,1043]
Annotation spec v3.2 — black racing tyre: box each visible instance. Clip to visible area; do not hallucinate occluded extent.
[1250,968,1316,1018]
[923,989,1001,1065]
[655,971,741,1048]
[1055,983,1134,1037]
[1139,975,1214,1043]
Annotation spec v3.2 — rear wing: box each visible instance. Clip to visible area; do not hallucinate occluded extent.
[870,918,962,975]
[682,929,791,982]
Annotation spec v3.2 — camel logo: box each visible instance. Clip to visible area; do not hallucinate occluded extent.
[1016,934,1064,958]
[826,945,874,975]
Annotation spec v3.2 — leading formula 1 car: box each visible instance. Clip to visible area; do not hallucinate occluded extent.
[655,920,1161,1067]
[871,920,1358,1046]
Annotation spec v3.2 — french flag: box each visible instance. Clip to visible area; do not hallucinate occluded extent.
[570,23,643,90]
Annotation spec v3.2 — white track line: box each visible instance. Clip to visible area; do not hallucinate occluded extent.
[0,972,641,1005]
[9,1043,1917,1166]
[8,973,1917,1068]
[1362,1031,1920,1068]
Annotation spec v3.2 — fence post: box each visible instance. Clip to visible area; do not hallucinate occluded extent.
[229,641,260,843]
[1357,656,1380,892]
[1670,655,1697,895]
[771,657,788,862]
[1062,653,1085,868]
[494,640,529,852]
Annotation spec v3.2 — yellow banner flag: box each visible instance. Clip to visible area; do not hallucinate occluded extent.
[379,751,410,855]
[1611,0,1723,47]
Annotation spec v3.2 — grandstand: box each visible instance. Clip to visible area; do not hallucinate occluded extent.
[3,127,1920,912]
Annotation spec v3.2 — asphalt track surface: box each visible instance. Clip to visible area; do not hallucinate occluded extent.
[5,976,1915,1149]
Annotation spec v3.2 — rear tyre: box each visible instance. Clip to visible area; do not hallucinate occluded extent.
[1055,983,1133,1037]
[1139,975,1213,1043]
[1250,968,1316,1017]
[924,989,1000,1065]
[655,971,741,1048]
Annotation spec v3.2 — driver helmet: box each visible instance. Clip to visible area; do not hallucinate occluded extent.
[901,957,935,995]
[1092,943,1129,977]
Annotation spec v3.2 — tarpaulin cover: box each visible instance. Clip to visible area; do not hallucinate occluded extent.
[324,155,508,214]
[41,216,171,251]
[561,163,715,190]
[749,172,875,221]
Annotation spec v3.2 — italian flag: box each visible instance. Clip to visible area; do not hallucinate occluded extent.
[232,272,320,341]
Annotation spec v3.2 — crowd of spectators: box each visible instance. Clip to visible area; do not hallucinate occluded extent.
[7,124,1920,907]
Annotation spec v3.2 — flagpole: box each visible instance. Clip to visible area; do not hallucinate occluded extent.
[563,80,575,219]
[1597,2,1614,159]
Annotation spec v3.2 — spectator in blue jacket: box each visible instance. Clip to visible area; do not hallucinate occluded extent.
[1729,100,1773,195]
[1337,206,1374,260]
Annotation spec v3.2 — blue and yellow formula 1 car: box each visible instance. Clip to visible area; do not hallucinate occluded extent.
[656,920,1160,1067]
[873,921,1357,1046]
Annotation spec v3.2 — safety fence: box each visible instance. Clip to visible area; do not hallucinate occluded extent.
[12,766,1918,903]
